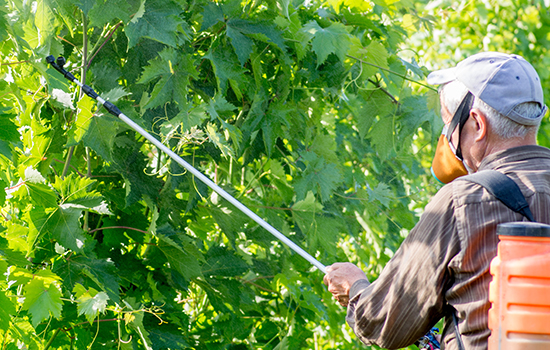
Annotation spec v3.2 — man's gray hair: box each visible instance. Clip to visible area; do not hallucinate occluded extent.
[441,80,541,138]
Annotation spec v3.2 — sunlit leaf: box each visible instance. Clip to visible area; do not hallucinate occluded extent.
[0,291,15,331]
[138,47,198,110]
[22,279,63,327]
[303,21,351,66]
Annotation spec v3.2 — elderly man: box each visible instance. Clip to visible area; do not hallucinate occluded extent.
[323,52,550,349]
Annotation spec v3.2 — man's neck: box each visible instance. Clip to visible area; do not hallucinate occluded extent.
[472,134,538,172]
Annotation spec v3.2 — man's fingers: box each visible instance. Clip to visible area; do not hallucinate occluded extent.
[323,273,330,286]
[336,294,349,307]
[328,285,341,295]
[323,262,367,307]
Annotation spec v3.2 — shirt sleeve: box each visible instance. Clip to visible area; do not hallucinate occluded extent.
[346,184,462,349]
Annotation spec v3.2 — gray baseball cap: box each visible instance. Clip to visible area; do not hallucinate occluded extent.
[427,52,547,126]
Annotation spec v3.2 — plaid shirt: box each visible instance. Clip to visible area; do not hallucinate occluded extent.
[346,145,550,350]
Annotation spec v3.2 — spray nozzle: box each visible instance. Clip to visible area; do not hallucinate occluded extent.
[56,56,66,68]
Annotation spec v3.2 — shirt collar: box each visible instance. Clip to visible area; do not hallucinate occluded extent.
[477,145,550,172]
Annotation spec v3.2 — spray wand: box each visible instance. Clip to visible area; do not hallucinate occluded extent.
[46,55,326,274]
[46,56,445,350]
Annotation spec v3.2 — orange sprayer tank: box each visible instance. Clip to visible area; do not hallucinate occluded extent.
[488,222,550,350]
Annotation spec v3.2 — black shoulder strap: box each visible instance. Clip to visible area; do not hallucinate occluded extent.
[457,170,534,222]
[450,170,533,348]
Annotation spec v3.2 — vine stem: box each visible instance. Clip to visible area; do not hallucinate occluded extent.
[1,328,9,349]
[56,35,82,54]
[62,13,89,180]
[62,318,118,333]
[0,60,30,66]
[346,54,437,91]
[80,12,91,230]
[61,147,74,179]
[84,146,92,231]
[368,78,399,104]
[43,328,61,350]
[87,21,123,69]
[88,226,148,235]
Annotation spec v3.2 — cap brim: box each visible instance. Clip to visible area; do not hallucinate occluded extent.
[427,67,457,85]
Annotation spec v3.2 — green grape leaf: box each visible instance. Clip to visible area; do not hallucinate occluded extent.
[309,133,338,163]
[200,2,224,30]
[83,114,121,163]
[0,140,11,161]
[369,115,394,160]
[275,12,309,60]
[0,290,15,331]
[226,25,254,67]
[34,0,57,46]
[202,245,248,277]
[108,138,164,207]
[157,234,203,280]
[204,44,248,93]
[21,123,52,169]
[367,182,393,208]
[292,192,334,253]
[294,152,342,202]
[45,206,89,252]
[100,87,131,105]
[148,328,190,350]
[0,115,19,143]
[383,56,408,92]
[26,176,108,253]
[226,19,287,65]
[277,0,290,18]
[353,89,396,138]
[349,38,389,79]
[292,191,323,213]
[273,335,289,350]
[77,290,109,324]
[209,204,249,247]
[205,122,233,158]
[205,94,237,120]
[0,4,8,42]
[0,236,28,266]
[52,174,103,208]
[303,21,351,66]
[69,256,121,303]
[67,96,95,147]
[72,283,88,298]
[22,278,63,327]
[25,183,58,208]
[70,0,95,15]
[125,0,183,48]
[0,178,5,203]
[88,0,138,27]
[315,216,341,257]
[400,57,425,78]
[161,105,208,135]
[399,94,442,141]
[262,102,291,157]
[138,48,198,110]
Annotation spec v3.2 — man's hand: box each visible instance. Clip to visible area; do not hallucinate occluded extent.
[323,262,368,307]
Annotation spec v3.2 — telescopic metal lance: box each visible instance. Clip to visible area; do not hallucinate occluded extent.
[46,55,326,274]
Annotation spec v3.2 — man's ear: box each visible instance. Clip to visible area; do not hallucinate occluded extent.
[469,108,488,142]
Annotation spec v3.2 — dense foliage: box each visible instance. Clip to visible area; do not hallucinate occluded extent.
[0,0,446,348]
[410,0,550,145]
